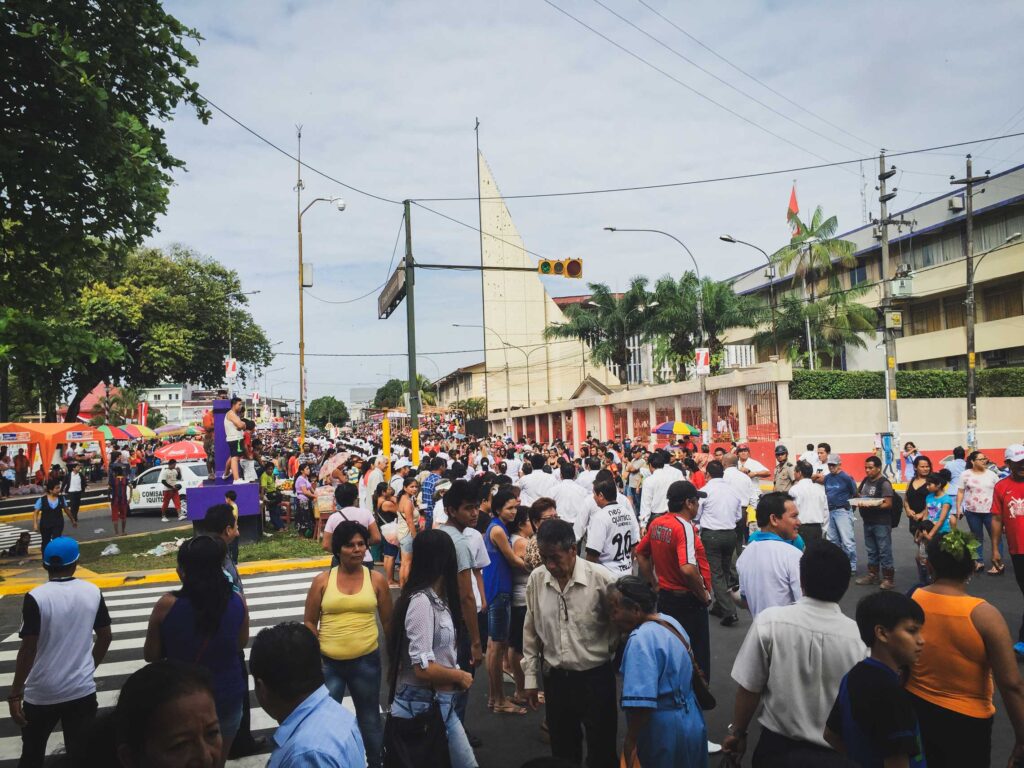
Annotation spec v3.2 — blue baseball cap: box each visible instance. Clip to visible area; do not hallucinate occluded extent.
[43,537,79,568]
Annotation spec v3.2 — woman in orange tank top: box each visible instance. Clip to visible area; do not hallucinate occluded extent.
[907,531,1024,767]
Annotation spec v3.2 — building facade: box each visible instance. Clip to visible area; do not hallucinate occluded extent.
[138,383,192,424]
[434,362,487,409]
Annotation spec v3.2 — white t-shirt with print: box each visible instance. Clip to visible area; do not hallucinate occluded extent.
[585,502,641,575]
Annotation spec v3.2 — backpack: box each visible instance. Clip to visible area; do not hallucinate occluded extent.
[889,488,904,528]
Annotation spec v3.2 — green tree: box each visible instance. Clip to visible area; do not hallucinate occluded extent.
[453,397,487,420]
[1,0,208,418]
[402,374,436,406]
[306,396,349,428]
[146,408,167,430]
[373,379,405,409]
[772,206,857,369]
[755,291,876,369]
[544,277,651,385]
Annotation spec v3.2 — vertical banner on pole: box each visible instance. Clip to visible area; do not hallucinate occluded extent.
[382,418,392,482]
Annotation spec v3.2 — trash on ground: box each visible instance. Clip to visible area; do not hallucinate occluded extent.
[100,544,121,556]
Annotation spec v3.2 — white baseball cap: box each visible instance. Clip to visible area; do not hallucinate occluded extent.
[1005,444,1024,463]
[394,458,412,470]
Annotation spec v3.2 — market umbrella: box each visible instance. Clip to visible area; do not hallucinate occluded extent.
[154,440,206,462]
[156,424,187,437]
[652,421,700,437]
[96,424,132,441]
[122,424,156,439]
[318,452,351,481]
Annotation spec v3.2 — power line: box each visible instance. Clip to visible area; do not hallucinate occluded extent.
[541,0,844,169]
[411,130,1024,203]
[588,0,864,155]
[632,0,877,151]
[199,93,402,206]
[304,214,406,305]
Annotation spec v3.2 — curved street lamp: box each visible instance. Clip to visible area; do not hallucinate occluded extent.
[720,235,780,358]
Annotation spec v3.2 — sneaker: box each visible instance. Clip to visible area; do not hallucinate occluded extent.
[233,479,248,485]
[160,517,169,523]
[1014,642,1024,658]
[708,740,722,754]
[177,514,187,521]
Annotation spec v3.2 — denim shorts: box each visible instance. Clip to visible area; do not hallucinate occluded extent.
[487,592,512,642]
[381,539,400,558]
[399,534,414,554]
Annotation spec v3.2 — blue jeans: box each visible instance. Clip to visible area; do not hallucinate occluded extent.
[391,685,478,768]
[323,650,384,768]
[964,511,1005,564]
[863,523,894,570]
[827,508,857,570]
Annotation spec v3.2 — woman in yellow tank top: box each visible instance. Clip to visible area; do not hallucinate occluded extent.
[303,520,393,768]
[907,531,1024,768]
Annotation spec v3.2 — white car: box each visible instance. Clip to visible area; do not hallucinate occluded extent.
[129,462,208,517]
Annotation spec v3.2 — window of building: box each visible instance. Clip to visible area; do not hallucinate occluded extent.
[153,394,161,401]
[983,280,1023,321]
[909,300,942,335]
[943,293,965,329]
[849,263,868,287]
[982,345,1024,368]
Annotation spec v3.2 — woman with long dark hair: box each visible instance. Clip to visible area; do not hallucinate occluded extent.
[387,529,477,768]
[143,537,248,763]
[396,474,421,587]
[374,481,401,586]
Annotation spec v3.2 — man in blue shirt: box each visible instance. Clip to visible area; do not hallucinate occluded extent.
[252,622,366,768]
[420,456,446,530]
[823,454,859,574]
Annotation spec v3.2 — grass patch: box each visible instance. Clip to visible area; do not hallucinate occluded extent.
[79,529,326,573]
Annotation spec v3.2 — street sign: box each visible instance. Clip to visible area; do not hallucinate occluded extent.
[225,358,239,380]
[378,262,407,319]
[694,348,711,376]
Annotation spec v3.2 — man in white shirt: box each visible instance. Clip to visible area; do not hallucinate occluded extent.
[638,450,684,526]
[696,460,745,627]
[736,492,803,618]
[736,443,770,503]
[548,463,590,536]
[390,458,412,496]
[722,541,866,765]
[811,442,831,484]
[722,453,756,509]
[788,460,829,544]
[585,478,640,575]
[575,457,601,493]
[516,454,558,506]
[798,443,817,465]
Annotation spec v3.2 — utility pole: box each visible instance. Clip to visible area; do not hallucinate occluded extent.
[403,200,421,464]
[951,155,990,451]
[296,127,307,445]
[877,152,900,471]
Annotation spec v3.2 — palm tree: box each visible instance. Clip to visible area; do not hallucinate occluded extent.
[146,408,167,429]
[544,277,651,385]
[452,398,486,420]
[648,273,765,379]
[754,290,876,369]
[113,387,143,423]
[772,206,856,369]
[402,374,437,406]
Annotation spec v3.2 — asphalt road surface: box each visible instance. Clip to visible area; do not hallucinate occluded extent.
[0,519,1019,767]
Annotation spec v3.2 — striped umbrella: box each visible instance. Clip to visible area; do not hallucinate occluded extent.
[155,424,187,437]
[122,424,156,439]
[652,420,700,436]
[96,424,132,441]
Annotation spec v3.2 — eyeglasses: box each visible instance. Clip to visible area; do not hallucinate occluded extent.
[557,592,569,622]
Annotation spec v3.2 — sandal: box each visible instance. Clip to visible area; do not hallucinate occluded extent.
[975,562,986,573]
[492,701,528,715]
[508,694,529,707]
[988,562,1006,575]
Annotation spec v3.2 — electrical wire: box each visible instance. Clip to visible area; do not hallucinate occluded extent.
[411,130,1024,202]
[588,0,865,156]
[199,93,402,206]
[541,0,845,169]
[632,0,877,150]
[304,215,406,305]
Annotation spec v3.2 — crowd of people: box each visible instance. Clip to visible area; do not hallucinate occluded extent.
[7,422,1024,767]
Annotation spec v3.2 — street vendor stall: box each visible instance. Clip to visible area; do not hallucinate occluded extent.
[0,422,110,473]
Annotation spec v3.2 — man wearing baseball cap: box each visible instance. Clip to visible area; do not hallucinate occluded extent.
[992,444,1024,655]
[8,537,112,766]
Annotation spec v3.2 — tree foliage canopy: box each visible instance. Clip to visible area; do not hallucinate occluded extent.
[306,396,349,428]
[373,379,405,409]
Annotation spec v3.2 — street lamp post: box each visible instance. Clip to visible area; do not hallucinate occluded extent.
[720,235,780,358]
[605,227,710,445]
[295,174,345,445]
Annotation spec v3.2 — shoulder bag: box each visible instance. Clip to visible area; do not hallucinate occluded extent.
[648,617,716,710]
[382,632,451,767]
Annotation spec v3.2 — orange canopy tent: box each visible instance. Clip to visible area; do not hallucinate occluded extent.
[0,422,110,470]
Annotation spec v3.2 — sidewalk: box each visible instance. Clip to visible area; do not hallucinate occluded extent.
[0,553,331,596]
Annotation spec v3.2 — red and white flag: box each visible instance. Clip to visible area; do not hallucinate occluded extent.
[787,183,801,239]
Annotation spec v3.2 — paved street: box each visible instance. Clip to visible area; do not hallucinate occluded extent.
[6,503,190,545]
[0,524,1019,767]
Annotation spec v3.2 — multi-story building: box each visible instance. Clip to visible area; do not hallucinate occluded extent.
[138,383,192,424]
[433,362,487,409]
[728,162,1024,371]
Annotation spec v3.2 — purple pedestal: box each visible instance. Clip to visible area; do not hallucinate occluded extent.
[185,480,261,543]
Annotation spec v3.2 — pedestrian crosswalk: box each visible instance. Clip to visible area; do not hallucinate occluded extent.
[0,523,38,554]
[0,567,355,766]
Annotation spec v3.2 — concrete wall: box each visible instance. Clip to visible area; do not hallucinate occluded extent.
[781,396,1024,453]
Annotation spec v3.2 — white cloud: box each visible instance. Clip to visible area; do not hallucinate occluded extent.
[151,0,1024,402]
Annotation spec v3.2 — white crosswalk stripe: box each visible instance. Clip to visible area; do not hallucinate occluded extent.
[0,568,370,766]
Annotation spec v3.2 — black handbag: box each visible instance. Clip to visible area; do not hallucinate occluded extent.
[650,617,717,710]
[382,637,451,768]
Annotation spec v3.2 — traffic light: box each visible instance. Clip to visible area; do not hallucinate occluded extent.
[537,258,583,279]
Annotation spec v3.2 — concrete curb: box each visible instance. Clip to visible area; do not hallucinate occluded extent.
[0,555,332,596]
[2,502,108,524]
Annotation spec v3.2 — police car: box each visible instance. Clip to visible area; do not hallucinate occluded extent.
[129,461,208,516]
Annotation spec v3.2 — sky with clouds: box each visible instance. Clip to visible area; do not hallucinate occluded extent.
[150,0,1024,405]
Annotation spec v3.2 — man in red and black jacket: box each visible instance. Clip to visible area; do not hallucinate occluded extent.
[992,444,1024,653]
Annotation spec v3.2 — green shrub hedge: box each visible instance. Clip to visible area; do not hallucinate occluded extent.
[790,367,1024,399]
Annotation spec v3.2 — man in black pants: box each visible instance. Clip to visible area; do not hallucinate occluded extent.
[522,520,619,768]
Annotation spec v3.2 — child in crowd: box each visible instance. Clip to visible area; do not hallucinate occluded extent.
[825,591,927,767]
[924,469,955,534]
